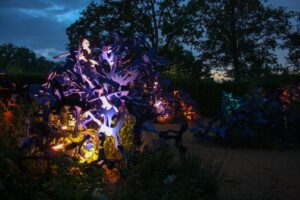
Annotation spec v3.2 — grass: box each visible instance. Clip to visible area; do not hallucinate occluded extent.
[113,149,221,200]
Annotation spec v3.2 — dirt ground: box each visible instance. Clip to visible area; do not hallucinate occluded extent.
[149,124,300,200]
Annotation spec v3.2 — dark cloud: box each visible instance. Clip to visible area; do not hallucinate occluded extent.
[0,0,88,10]
[0,8,66,47]
[0,8,67,58]
[0,0,52,9]
[0,0,91,59]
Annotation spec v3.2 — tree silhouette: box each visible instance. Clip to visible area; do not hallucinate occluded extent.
[66,0,212,78]
[66,0,294,80]
[0,43,55,74]
[66,0,193,49]
[193,0,290,80]
[286,12,300,70]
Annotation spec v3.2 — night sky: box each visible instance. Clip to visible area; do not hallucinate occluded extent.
[0,0,299,62]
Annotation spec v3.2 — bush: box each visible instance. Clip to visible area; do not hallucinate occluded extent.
[165,73,300,117]
[113,149,221,200]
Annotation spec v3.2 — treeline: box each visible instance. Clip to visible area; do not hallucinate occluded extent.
[67,0,300,80]
[0,43,55,75]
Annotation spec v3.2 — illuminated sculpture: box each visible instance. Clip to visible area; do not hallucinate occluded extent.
[25,35,196,166]
[1,37,299,163]
[192,87,300,144]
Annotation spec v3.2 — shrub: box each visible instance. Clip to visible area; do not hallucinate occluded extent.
[113,149,221,200]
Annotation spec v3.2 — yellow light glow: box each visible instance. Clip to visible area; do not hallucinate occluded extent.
[52,144,64,151]
[82,39,91,54]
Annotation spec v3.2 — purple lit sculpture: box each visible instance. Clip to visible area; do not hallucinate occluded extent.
[26,35,197,166]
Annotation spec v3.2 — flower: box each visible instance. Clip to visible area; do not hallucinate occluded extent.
[3,110,13,123]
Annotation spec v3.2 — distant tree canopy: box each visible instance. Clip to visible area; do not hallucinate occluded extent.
[66,0,297,80]
[0,43,55,74]
[286,12,300,70]
[196,0,291,80]
[67,0,195,49]
[66,0,210,79]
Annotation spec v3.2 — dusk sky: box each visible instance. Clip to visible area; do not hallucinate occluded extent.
[0,0,299,63]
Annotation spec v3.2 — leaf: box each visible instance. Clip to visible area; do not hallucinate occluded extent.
[143,54,149,63]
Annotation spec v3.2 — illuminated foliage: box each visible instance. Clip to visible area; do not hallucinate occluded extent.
[22,35,198,165]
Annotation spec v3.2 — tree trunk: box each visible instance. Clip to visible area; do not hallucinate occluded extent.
[150,0,159,49]
[229,0,240,80]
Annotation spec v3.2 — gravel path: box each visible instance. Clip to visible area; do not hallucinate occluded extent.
[150,123,300,200]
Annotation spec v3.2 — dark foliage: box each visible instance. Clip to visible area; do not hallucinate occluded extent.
[0,43,55,75]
